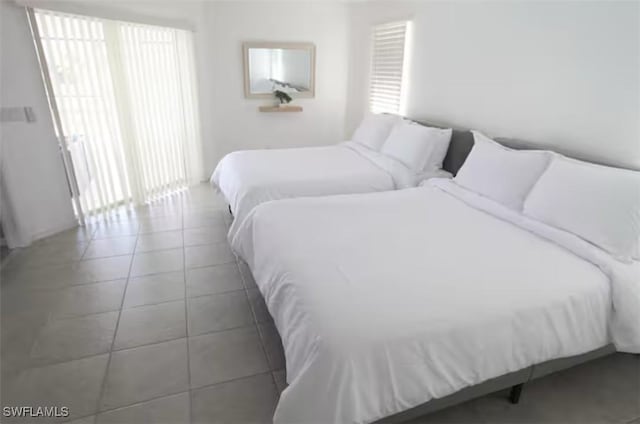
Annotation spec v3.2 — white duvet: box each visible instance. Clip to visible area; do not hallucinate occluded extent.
[231,179,639,424]
[211,142,448,235]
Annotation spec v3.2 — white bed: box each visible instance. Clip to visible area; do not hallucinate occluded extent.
[231,179,638,424]
[211,116,462,233]
[212,141,449,231]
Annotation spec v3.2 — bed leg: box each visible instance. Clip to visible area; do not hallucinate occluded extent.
[509,383,524,404]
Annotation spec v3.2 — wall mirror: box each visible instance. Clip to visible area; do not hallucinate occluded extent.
[243,42,316,98]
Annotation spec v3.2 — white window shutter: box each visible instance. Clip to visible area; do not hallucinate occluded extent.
[369,21,409,114]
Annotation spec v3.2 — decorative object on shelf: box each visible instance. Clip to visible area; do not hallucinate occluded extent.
[259,88,301,112]
[274,90,293,106]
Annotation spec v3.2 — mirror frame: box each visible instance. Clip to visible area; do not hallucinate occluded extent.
[243,41,316,99]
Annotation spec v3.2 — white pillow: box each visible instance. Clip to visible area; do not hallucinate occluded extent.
[380,122,452,173]
[351,114,400,151]
[454,132,551,210]
[524,156,640,262]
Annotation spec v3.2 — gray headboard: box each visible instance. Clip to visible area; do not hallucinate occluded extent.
[413,120,473,175]
[413,119,638,174]
[443,129,474,175]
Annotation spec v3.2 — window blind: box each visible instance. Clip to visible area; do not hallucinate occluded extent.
[32,9,202,216]
[369,21,409,114]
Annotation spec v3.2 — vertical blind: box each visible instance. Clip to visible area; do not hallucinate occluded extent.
[369,20,410,114]
[33,9,202,216]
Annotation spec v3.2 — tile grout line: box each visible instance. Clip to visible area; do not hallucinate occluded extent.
[92,227,140,418]
[235,255,282,398]
[181,202,194,424]
[20,321,270,373]
[3,276,128,298]
[78,234,92,261]
[82,239,230,261]
[189,369,276,394]
[42,284,247,323]
[66,369,278,423]
[4,241,233,280]
[64,389,187,424]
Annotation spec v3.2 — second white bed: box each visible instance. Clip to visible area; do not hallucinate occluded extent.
[230,179,620,424]
[213,141,448,232]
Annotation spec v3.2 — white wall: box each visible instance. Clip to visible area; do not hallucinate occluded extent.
[202,1,349,174]
[0,0,77,247]
[346,1,640,169]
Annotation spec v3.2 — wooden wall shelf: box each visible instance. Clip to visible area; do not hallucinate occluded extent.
[259,105,303,113]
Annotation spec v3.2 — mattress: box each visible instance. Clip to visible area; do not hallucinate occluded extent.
[230,180,622,423]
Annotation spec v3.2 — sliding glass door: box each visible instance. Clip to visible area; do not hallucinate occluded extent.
[30,9,202,217]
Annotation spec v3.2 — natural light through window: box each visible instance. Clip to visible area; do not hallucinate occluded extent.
[32,9,202,217]
[369,20,411,115]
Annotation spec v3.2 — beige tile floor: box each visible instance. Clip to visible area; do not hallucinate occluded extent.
[1,184,638,423]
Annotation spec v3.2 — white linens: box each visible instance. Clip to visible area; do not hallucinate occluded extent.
[212,142,449,236]
[453,132,551,210]
[351,113,401,150]
[436,179,639,353]
[231,180,616,424]
[524,156,640,262]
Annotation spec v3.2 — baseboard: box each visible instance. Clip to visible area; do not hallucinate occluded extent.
[30,218,79,243]
[8,217,81,248]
